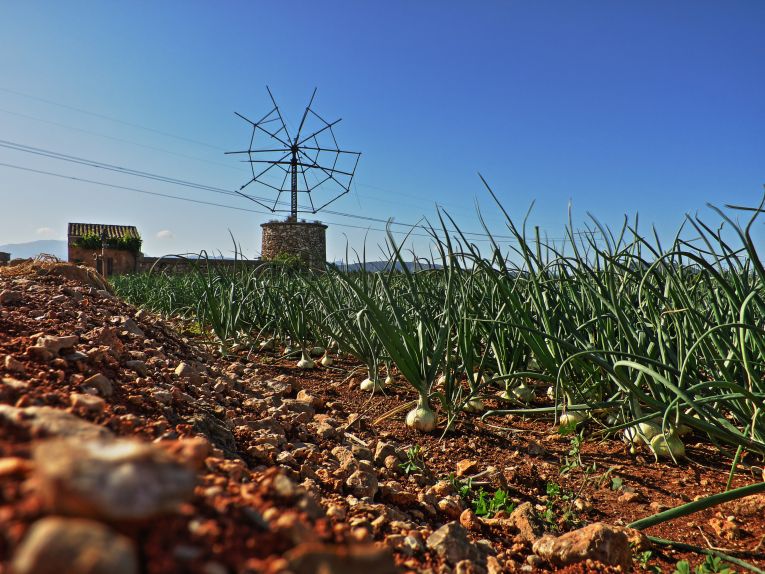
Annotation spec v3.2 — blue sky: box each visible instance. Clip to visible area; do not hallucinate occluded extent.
[1,1,763,261]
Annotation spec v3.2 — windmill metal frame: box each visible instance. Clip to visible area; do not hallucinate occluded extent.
[227,87,361,219]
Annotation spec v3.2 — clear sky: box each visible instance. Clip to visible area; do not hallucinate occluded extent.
[1,1,763,261]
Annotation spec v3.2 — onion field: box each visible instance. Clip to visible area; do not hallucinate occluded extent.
[113,199,765,474]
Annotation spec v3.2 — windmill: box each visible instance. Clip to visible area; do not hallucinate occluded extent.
[227,87,361,221]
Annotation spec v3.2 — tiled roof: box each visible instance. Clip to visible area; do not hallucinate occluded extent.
[67,223,140,240]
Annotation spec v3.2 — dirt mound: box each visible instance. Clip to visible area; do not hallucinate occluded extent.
[0,260,111,292]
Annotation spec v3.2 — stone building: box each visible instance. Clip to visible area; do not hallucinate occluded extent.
[260,218,327,269]
[0,252,10,267]
[67,223,142,276]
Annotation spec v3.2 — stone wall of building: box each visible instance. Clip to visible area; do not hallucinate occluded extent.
[68,245,137,276]
[0,252,10,267]
[138,256,265,274]
[260,220,328,269]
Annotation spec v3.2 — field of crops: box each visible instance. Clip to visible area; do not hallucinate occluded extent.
[115,198,765,481]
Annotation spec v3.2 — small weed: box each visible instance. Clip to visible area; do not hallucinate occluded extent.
[636,550,661,573]
[611,475,624,491]
[447,473,473,500]
[399,445,425,475]
[673,556,733,574]
[540,481,582,531]
[560,429,585,475]
[472,487,514,518]
[446,474,513,518]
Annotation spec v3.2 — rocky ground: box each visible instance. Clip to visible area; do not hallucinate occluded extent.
[0,262,763,574]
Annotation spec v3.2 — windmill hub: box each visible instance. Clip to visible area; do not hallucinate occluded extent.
[227,87,360,268]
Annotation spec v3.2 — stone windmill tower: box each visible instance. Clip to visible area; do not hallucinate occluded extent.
[227,88,361,268]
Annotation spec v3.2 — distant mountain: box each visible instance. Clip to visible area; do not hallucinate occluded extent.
[331,260,442,272]
[0,240,67,260]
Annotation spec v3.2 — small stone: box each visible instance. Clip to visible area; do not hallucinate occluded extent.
[26,346,53,362]
[125,360,148,376]
[507,501,544,543]
[36,335,79,355]
[296,389,322,408]
[0,289,22,305]
[526,555,544,568]
[374,441,398,465]
[4,355,25,374]
[709,517,741,541]
[272,473,299,500]
[456,459,479,477]
[432,480,456,497]
[69,392,106,414]
[351,445,374,461]
[285,542,397,574]
[426,521,481,566]
[159,437,212,470]
[82,373,114,397]
[346,469,378,499]
[119,317,145,338]
[438,495,466,519]
[175,362,202,383]
[379,481,418,506]
[618,490,644,504]
[455,559,484,574]
[649,501,668,513]
[460,508,480,531]
[326,504,347,521]
[12,517,137,574]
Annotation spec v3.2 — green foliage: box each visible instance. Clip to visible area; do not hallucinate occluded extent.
[673,556,733,574]
[540,481,582,531]
[75,232,103,250]
[611,475,624,491]
[112,192,765,457]
[447,473,473,500]
[399,445,425,475]
[109,235,142,253]
[636,551,661,573]
[560,428,586,475]
[272,252,308,270]
[696,556,732,574]
[76,231,142,253]
[472,487,513,518]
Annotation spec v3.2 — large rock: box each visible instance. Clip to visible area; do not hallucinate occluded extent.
[508,501,544,542]
[34,438,196,520]
[12,516,137,574]
[285,543,397,574]
[426,521,482,566]
[532,522,632,571]
[0,405,113,441]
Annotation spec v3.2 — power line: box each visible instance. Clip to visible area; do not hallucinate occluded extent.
[0,88,546,224]
[0,160,438,238]
[0,137,598,243]
[0,107,246,172]
[0,86,225,150]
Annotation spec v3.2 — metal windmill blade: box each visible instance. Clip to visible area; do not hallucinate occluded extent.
[226,87,361,219]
